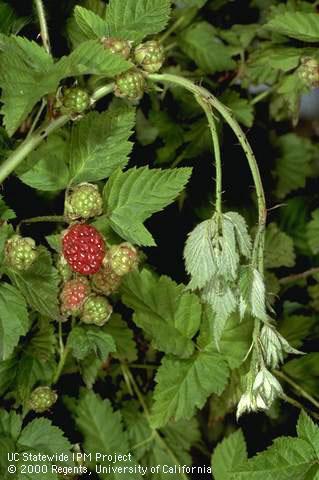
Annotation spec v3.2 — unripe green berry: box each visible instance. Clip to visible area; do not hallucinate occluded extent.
[29,386,57,413]
[114,69,146,101]
[65,183,103,220]
[107,242,138,276]
[92,263,122,295]
[298,57,319,87]
[5,235,37,271]
[62,87,90,114]
[81,295,112,326]
[134,40,165,73]
[101,37,131,59]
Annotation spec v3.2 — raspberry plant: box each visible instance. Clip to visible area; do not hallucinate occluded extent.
[1,1,319,479]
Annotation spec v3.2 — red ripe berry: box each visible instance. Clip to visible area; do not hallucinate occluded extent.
[60,277,91,315]
[62,224,106,275]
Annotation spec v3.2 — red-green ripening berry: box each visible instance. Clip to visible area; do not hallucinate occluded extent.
[62,87,90,114]
[101,37,131,59]
[114,69,146,101]
[60,277,91,315]
[62,224,106,275]
[65,183,103,220]
[134,40,165,73]
[5,234,37,271]
[57,255,73,283]
[81,295,113,326]
[298,57,319,87]
[107,242,138,276]
[92,263,122,296]
[29,386,58,413]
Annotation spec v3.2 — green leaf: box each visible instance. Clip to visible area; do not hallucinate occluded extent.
[179,22,236,73]
[279,311,316,349]
[0,35,55,136]
[221,91,254,128]
[184,218,218,290]
[55,39,132,77]
[19,135,69,191]
[74,6,109,41]
[197,308,253,369]
[151,345,229,428]
[283,353,319,400]
[123,400,201,471]
[212,430,247,480]
[232,437,316,479]
[0,195,15,220]
[104,314,137,362]
[265,223,295,269]
[68,325,116,361]
[0,2,27,35]
[0,409,22,440]
[273,134,316,199]
[71,391,142,479]
[0,222,13,265]
[121,269,202,358]
[266,12,319,42]
[306,209,319,255]
[105,0,171,43]
[18,418,72,455]
[239,266,267,321]
[0,358,18,395]
[297,411,319,457]
[6,247,60,319]
[0,283,29,360]
[103,166,192,246]
[13,319,57,404]
[68,103,135,185]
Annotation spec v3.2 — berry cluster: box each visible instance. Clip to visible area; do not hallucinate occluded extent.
[102,37,165,101]
[58,183,139,326]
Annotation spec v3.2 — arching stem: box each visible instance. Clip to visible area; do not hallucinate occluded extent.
[195,94,222,217]
[149,72,267,271]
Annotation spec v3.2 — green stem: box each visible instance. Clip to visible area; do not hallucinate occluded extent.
[27,99,46,139]
[130,363,158,370]
[149,73,267,237]
[196,94,222,216]
[279,267,319,285]
[34,0,51,55]
[159,15,185,43]
[274,369,319,410]
[121,364,188,479]
[0,83,114,184]
[20,215,67,225]
[251,88,272,106]
[281,393,319,420]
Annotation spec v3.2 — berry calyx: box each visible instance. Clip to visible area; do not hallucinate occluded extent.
[101,37,131,59]
[62,224,106,275]
[81,295,113,326]
[29,386,58,413]
[134,40,165,73]
[5,235,37,271]
[62,87,90,114]
[107,242,138,276]
[60,277,91,316]
[114,69,146,101]
[92,263,122,295]
[298,57,319,87]
[65,183,103,221]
